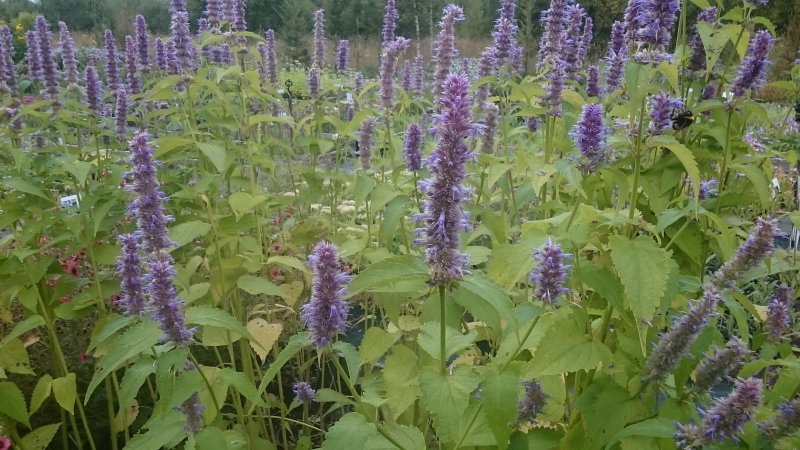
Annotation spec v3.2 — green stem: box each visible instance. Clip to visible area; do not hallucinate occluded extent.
[715,109,735,215]
[439,285,447,374]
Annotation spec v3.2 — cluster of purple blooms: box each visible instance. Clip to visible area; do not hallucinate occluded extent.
[571,103,608,171]
[529,238,571,304]
[692,337,748,394]
[301,241,351,347]
[517,380,549,423]
[767,284,793,342]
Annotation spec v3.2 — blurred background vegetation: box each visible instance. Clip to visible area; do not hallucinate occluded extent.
[0,0,797,74]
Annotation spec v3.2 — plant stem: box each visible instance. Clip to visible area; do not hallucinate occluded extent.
[439,285,447,374]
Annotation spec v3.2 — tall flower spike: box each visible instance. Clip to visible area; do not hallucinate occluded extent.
[263,30,278,86]
[570,103,608,171]
[401,60,412,91]
[232,0,246,32]
[530,238,571,304]
[762,397,800,440]
[380,37,411,111]
[205,0,222,27]
[562,5,587,79]
[480,103,499,154]
[336,40,349,76]
[223,0,235,24]
[403,123,423,172]
[412,54,425,97]
[474,48,496,111]
[135,15,151,73]
[353,72,365,95]
[85,65,103,116]
[301,241,351,347]
[154,37,167,71]
[586,65,600,97]
[127,133,174,254]
[700,377,762,443]
[418,74,473,286]
[517,380,548,423]
[0,25,16,95]
[634,0,680,63]
[689,7,717,72]
[537,0,568,67]
[178,392,205,433]
[115,88,128,141]
[605,21,627,94]
[491,0,521,69]
[623,0,643,45]
[643,283,720,382]
[767,284,793,342]
[359,117,376,170]
[313,10,326,69]
[713,217,778,289]
[731,30,773,97]
[307,63,320,98]
[541,59,565,117]
[577,16,593,69]
[145,249,194,345]
[125,35,141,95]
[25,30,43,83]
[116,233,146,316]
[382,0,398,46]
[59,22,79,86]
[170,10,194,72]
[432,5,465,107]
[648,91,682,135]
[104,30,120,92]
[35,16,59,102]
[693,337,748,394]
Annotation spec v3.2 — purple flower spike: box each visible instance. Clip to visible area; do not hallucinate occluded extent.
[307,63,321,98]
[689,7,717,72]
[116,233,146,316]
[115,88,128,141]
[698,179,718,200]
[701,84,716,100]
[353,72,365,95]
[232,0,246,32]
[178,392,205,433]
[263,30,278,86]
[713,217,778,289]
[767,284,793,342]
[537,0,568,67]
[643,283,720,382]
[127,133,175,254]
[104,30,120,92]
[732,30,773,97]
[605,21,627,94]
[0,25,17,96]
[624,0,644,45]
[480,103,499,154]
[634,0,680,63]
[418,74,473,286]
[301,241,351,347]
[35,16,59,102]
[432,4,465,107]
[541,59,565,117]
[59,22,79,86]
[562,5,587,79]
[527,117,542,132]
[313,9,327,69]
[293,381,316,404]
[223,0,234,25]
[382,0,398,45]
[530,238,571,304]
[135,15,151,74]
[171,9,194,72]
[154,37,167,71]
[125,35,141,95]
[474,48,496,110]
[206,0,222,27]
[693,337,748,394]
[84,65,103,115]
[359,117,376,170]
[763,397,800,440]
[403,123,423,172]
[25,30,43,84]
[700,377,762,443]
[380,37,411,111]
[648,91,682,135]
[336,40,349,76]
[517,380,548,423]
[146,250,194,345]
[401,60,412,91]
[491,0,521,69]
[413,54,425,97]
[586,65,600,97]
[570,103,608,171]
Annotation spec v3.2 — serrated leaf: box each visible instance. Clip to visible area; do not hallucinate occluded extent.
[482,369,518,449]
[0,315,44,347]
[358,328,400,365]
[454,273,516,333]
[417,322,477,362]
[609,235,671,322]
[3,178,51,201]
[321,413,383,450]
[527,321,612,377]
[237,275,288,299]
[346,256,428,297]
[87,314,135,352]
[86,322,162,401]
[30,374,53,415]
[229,192,268,221]
[52,373,77,415]
[197,142,228,173]
[250,333,311,413]
[419,367,481,442]
[379,423,426,450]
[267,255,311,275]
[219,368,266,408]
[186,305,252,340]
[605,418,676,449]
[20,423,60,450]
[383,345,421,420]
[650,135,701,204]
[0,381,30,427]
[118,359,156,412]
[168,220,211,248]
[731,163,770,209]
[246,319,282,362]
[125,410,186,450]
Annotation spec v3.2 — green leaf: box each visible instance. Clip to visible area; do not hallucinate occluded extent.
[64,160,94,186]
[0,315,44,347]
[369,183,402,211]
[417,322,477,362]
[454,273,516,333]
[196,142,228,173]
[650,135,701,204]
[250,333,310,414]
[236,275,289,299]
[267,255,311,275]
[0,381,30,427]
[383,345,421,420]
[86,322,162,401]
[731,163,770,210]
[125,410,186,450]
[186,305,252,339]
[219,369,267,408]
[573,375,645,448]
[168,220,211,248]
[321,413,383,450]
[20,423,61,450]
[605,418,678,449]
[379,423,426,450]
[573,264,625,312]
[354,175,377,209]
[419,367,481,442]
[195,427,230,450]
[527,320,612,377]
[119,359,156,410]
[229,192,268,221]
[52,373,77,415]
[609,235,671,322]
[30,374,53,415]
[358,328,401,365]
[482,368,518,449]
[87,314,135,352]
[346,255,428,297]
[3,178,52,201]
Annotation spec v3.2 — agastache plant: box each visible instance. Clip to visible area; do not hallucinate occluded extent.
[301,241,351,347]
[403,123,423,172]
[570,103,608,171]
[105,30,120,92]
[25,30,42,84]
[634,0,680,63]
[586,65,600,97]
[35,16,59,102]
[335,40,349,76]
[689,7,717,72]
[648,91,682,135]
[380,37,411,111]
[605,21,627,94]
[491,0,521,69]
[205,0,222,27]
[692,337,748,394]
[382,0,398,45]
[412,54,425,97]
[480,103,499,154]
[263,30,278,86]
[731,30,773,97]
[530,238,571,304]
[293,382,316,404]
[58,22,79,86]
[537,0,568,67]
[0,25,16,96]
[698,179,718,199]
[307,63,321,98]
[154,37,167,71]
[115,88,128,141]
[432,5,465,107]
[562,5,587,79]
[116,233,146,316]
[359,117,376,170]
[517,380,549,423]
[712,217,778,289]
[474,48,496,111]
[417,74,473,286]
[313,10,327,69]
[135,15,151,73]
[767,284,793,342]
[762,397,800,441]
[125,35,141,94]
[84,65,103,115]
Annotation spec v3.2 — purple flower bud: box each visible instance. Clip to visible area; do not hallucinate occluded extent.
[432,5,465,106]
[336,40,349,76]
[570,103,608,170]
[537,0,568,67]
[699,377,762,443]
[403,123,423,172]
[517,380,548,423]
[0,25,17,96]
[491,0,521,68]
[562,6,587,79]
[413,54,425,97]
[732,30,773,97]
[698,179,718,200]
[648,91,682,135]
[527,117,542,132]
[586,65,600,97]
[763,397,800,440]
[541,59,565,117]
[127,132,175,254]
[353,72,365,95]
[154,37,168,71]
[605,22,627,94]
[689,7,717,72]
[125,35,140,95]
[418,74,473,286]
[632,0,679,63]
[480,102,499,154]
[767,284,793,342]
[474,48,496,110]
[292,381,316,404]
[223,0,235,24]
[116,233,146,316]
[232,0,246,32]
[178,392,205,433]
[105,30,120,92]
[693,337,748,394]
[577,16,593,68]
[135,15,151,74]
[610,20,625,55]
[401,60,412,91]
[206,0,222,27]
[313,9,327,69]
[359,117,376,170]
[25,30,43,84]
[146,249,194,345]
[701,83,716,100]
[623,0,643,45]
[530,238,571,304]
[58,22,79,86]
[380,37,411,111]
[713,217,778,289]
[171,9,195,72]
[263,30,278,86]
[382,0,398,45]
[643,283,720,382]
[35,16,59,102]
[115,88,128,141]
[84,65,103,115]
[307,63,321,97]
[301,241,351,347]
